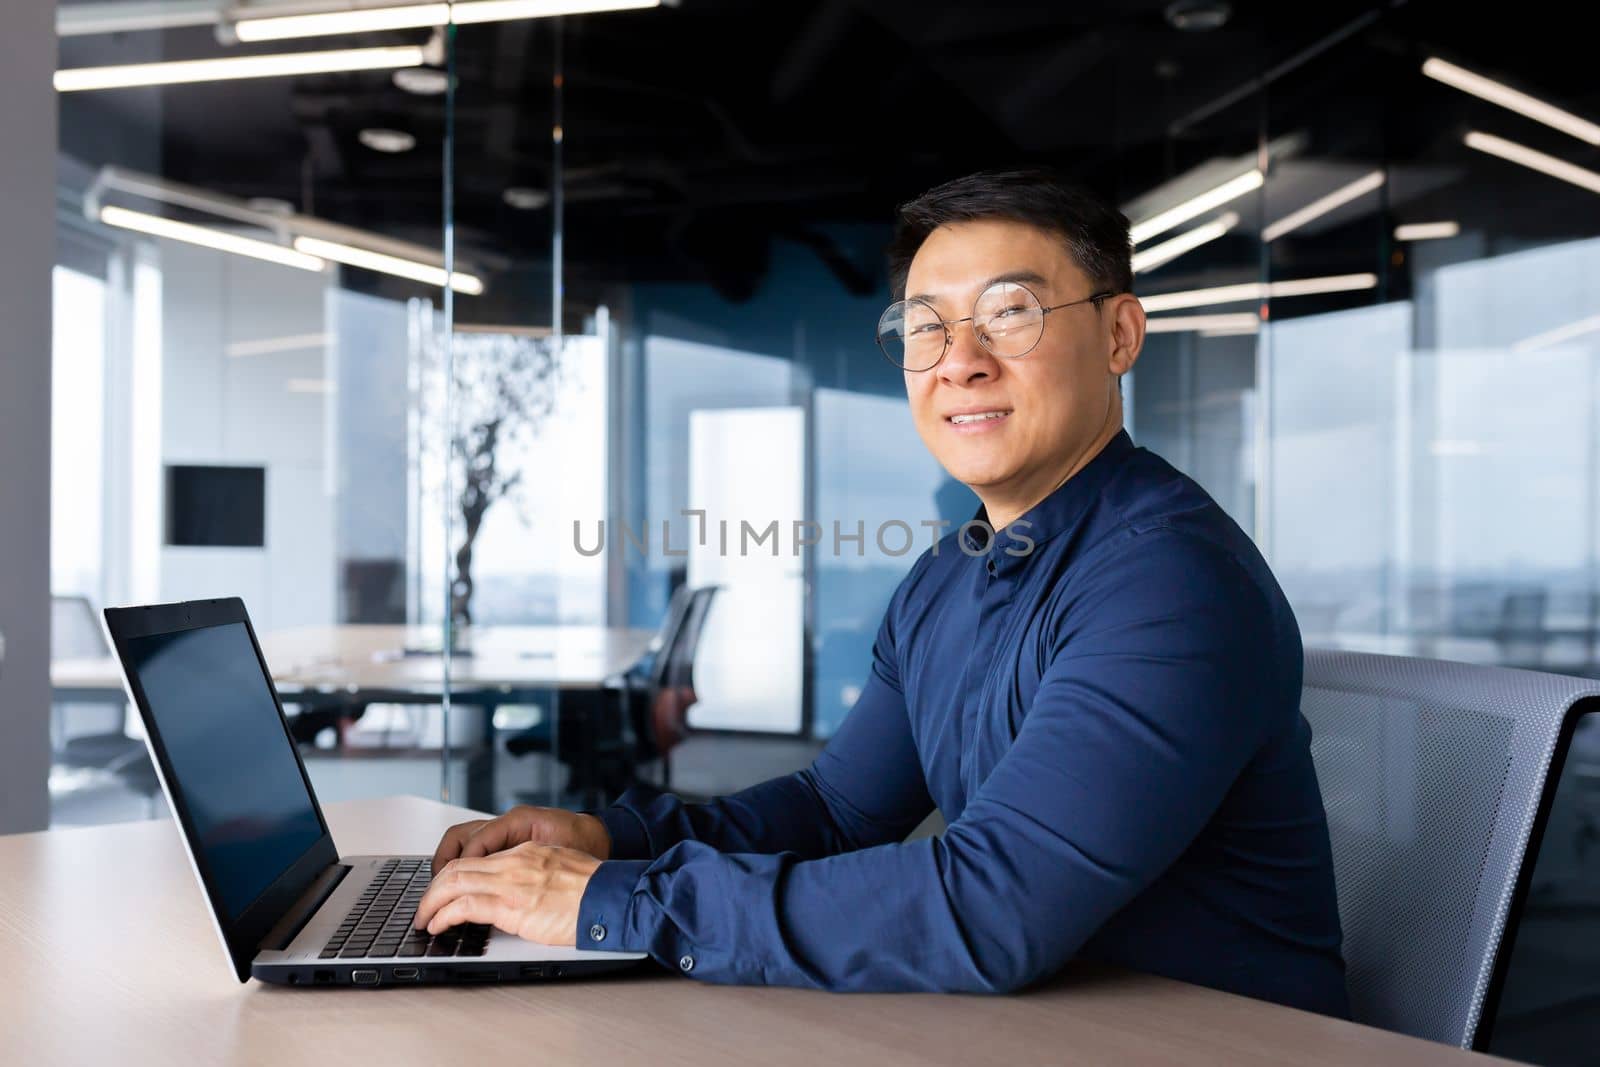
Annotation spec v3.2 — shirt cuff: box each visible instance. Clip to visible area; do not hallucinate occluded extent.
[576,858,651,952]
[591,803,654,861]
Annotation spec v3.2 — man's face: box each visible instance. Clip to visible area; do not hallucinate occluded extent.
[902,218,1118,501]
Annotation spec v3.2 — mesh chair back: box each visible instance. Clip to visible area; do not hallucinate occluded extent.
[643,582,698,691]
[650,586,719,756]
[1302,649,1600,1048]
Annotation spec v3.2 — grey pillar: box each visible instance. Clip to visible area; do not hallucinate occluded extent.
[0,0,57,834]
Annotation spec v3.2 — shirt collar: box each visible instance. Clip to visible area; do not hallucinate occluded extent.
[964,430,1136,560]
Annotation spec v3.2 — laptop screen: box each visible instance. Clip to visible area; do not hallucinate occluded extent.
[122,621,323,921]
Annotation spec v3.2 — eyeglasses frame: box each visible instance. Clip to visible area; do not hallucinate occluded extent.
[878,283,1119,371]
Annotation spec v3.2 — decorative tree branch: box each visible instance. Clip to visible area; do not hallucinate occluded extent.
[422,330,561,630]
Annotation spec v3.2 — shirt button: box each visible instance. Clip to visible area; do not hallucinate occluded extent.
[588,923,607,943]
[678,954,695,973]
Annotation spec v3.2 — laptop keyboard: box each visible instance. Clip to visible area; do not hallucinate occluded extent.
[319,858,490,960]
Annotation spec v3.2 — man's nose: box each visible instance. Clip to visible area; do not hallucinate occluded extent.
[938,320,997,386]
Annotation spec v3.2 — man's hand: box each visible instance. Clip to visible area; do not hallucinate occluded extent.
[413,844,601,946]
[430,805,612,874]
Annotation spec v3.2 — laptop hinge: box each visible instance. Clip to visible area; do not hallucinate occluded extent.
[259,863,351,951]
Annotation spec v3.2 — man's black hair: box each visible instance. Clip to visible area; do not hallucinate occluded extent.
[887,168,1133,301]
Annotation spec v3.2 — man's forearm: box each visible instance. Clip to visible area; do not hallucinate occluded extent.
[593,772,863,861]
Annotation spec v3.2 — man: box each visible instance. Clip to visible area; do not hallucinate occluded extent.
[414,169,1349,1016]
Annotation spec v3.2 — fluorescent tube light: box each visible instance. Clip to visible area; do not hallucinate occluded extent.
[1131,212,1239,273]
[1423,57,1600,146]
[1261,169,1385,242]
[1145,313,1260,334]
[1141,282,1261,313]
[1129,169,1263,245]
[98,206,326,272]
[292,236,484,295]
[1394,221,1460,241]
[1464,130,1600,195]
[55,45,425,92]
[1140,273,1378,313]
[1267,273,1380,299]
[233,0,660,42]
[1513,313,1600,353]
[227,332,334,358]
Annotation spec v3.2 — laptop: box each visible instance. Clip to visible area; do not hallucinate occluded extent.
[102,597,646,988]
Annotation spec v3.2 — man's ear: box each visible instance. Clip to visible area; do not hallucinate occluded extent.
[1107,295,1146,377]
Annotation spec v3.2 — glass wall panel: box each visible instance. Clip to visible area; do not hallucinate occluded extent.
[52,17,452,824]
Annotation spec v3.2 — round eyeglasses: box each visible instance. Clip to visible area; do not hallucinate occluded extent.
[876,282,1115,371]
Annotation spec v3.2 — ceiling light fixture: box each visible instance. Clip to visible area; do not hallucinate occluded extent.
[231,0,662,42]
[55,44,425,92]
[291,236,483,295]
[1131,211,1239,273]
[1423,57,1600,146]
[1512,313,1600,353]
[502,186,551,211]
[1145,313,1259,333]
[1464,130,1600,195]
[1140,272,1378,313]
[1261,169,1385,242]
[1129,169,1263,245]
[358,128,417,153]
[98,205,326,272]
[1394,221,1460,241]
[393,67,450,95]
[227,332,335,358]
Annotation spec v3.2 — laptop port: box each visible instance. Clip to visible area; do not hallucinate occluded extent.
[351,969,380,985]
[313,970,335,985]
[518,965,545,979]
[391,967,420,981]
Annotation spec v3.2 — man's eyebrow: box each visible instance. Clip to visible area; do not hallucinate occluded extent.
[907,270,1051,306]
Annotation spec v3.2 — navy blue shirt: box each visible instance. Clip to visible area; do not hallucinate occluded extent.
[578,431,1348,1015]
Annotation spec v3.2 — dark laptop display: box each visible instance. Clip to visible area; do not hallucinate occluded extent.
[120,621,323,920]
[120,620,323,921]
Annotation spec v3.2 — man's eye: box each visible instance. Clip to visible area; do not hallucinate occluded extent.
[994,305,1028,318]
[908,323,944,336]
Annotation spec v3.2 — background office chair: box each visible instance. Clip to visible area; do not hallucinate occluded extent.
[51,594,162,810]
[505,583,718,806]
[1301,649,1600,1049]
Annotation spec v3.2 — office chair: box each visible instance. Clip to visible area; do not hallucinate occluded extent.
[51,594,162,810]
[504,583,718,807]
[1301,649,1600,1049]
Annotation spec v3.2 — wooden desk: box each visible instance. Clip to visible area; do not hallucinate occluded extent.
[0,796,1504,1066]
[51,624,657,700]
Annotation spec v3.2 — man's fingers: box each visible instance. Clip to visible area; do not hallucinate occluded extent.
[459,818,522,861]
[413,859,501,929]
[425,892,506,936]
[431,819,488,874]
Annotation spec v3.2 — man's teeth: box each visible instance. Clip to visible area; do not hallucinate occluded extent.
[950,411,1008,424]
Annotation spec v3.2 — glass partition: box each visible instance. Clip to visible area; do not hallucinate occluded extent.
[51,15,454,824]
[49,0,1597,827]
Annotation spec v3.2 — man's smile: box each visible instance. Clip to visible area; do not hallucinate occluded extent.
[944,406,1013,432]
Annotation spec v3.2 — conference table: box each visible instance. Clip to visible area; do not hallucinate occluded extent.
[51,624,657,809]
[0,795,1505,1066]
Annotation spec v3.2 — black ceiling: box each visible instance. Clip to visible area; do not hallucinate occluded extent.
[58,0,1586,312]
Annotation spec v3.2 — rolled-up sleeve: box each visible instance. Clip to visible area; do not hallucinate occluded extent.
[578,533,1283,991]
